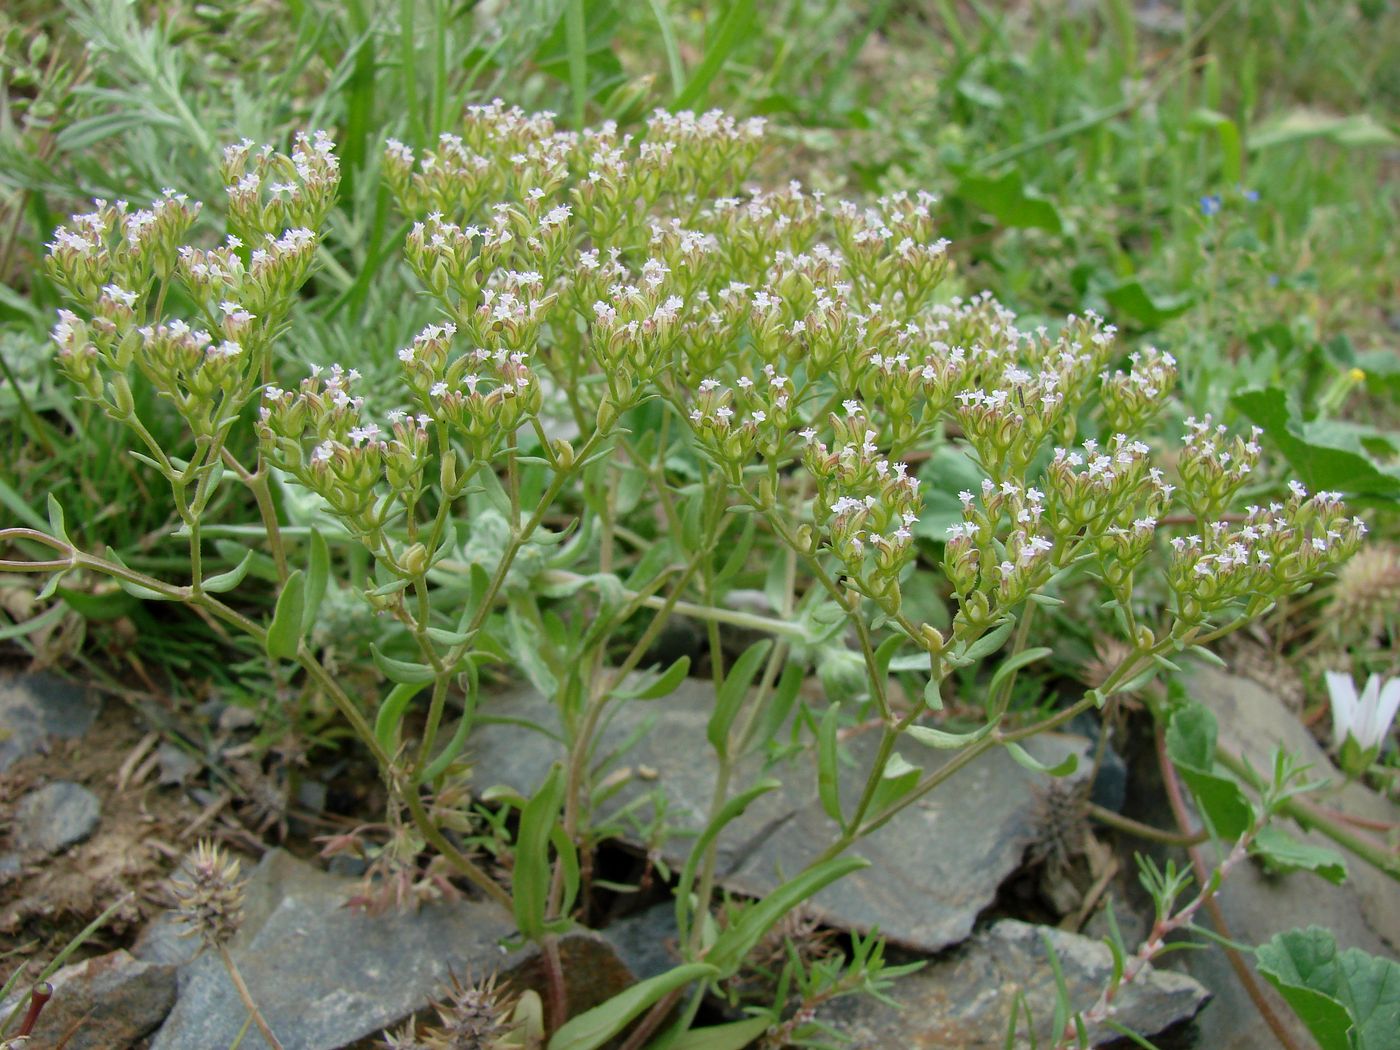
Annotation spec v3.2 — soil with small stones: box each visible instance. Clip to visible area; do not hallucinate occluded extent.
[0,696,198,981]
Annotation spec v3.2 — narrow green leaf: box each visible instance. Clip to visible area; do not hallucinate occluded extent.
[987,646,1053,697]
[715,513,755,585]
[46,493,70,542]
[1189,108,1243,185]
[905,718,998,750]
[548,962,718,1050]
[675,779,782,939]
[425,626,475,647]
[266,569,306,659]
[1005,741,1079,777]
[616,655,691,700]
[1040,928,1074,1039]
[1248,109,1398,152]
[367,576,412,598]
[956,619,1016,664]
[705,856,868,976]
[1187,645,1228,669]
[0,479,46,531]
[873,634,904,684]
[202,548,256,593]
[0,603,67,640]
[869,752,921,815]
[550,823,580,918]
[374,681,427,756]
[817,702,843,826]
[665,1017,773,1050]
[923,677,943,710]
[55,585,137,622]
[370,643,438,685]
[753,661,803,751]
[106,549,175,601]
[706,639,772,755]
[515,764,566,941]
[1111,664,1161,696]
[420,683,478,782]
[302,528,330,633]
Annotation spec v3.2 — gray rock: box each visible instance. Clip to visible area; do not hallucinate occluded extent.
[14,781,101,854]
[0,671,99,772]
[605,903,685,983]
[471,682,1092,952]
[0,950,176,1050]
[131,910,203,968]
[818,919,1209,1048]
[1172,668,1400,1049]
[150,850,520,1050]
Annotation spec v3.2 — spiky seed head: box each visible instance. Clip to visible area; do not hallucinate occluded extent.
[420,970,518,1050]
[171,840,246,948]
[1332,543,1400,637]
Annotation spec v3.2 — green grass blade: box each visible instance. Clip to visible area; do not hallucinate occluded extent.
[647,0,686,98]
[674,0,756,110]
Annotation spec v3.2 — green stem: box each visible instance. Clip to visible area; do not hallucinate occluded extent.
[222,448,288,581]
[987,604,1036,718]
[403,789,512,909]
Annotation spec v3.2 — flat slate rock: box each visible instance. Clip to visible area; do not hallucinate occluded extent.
[13,780,102,854]
[1173,668,1400,1049]
[0,949,176,1050]
[0,671,99,772]
[472,682,1092,952]
[817,919,1209,1048]
[150,850,520,1050]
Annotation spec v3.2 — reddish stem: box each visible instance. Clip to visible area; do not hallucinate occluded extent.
[1154,724,1305,1050]
[19,982,53,1037]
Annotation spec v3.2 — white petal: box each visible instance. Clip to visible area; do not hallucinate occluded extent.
[1325,671,1359,744]
[1360,676,1400,751]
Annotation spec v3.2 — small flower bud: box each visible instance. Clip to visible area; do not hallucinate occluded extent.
[109,373,136,418]
[596,397,619,432]
[920,623,946,655]
[550,437,575,471]
[401,542,429,576]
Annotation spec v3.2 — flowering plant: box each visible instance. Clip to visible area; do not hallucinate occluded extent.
[0,103,1371,1047]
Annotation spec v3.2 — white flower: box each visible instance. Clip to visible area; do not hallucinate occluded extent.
[1325,672,1400,753]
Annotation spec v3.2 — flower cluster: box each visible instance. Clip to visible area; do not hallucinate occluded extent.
[45,191,200,301]
[1177,415,1264,521]
[258,364,435,547]
[1099,346,1177,433]
[1165,487,1365,627]
[804,404,922,612]
[395,320,542,453]
[220,129,340,244]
